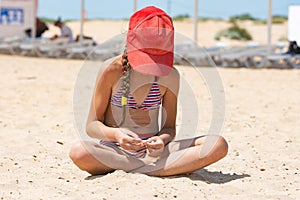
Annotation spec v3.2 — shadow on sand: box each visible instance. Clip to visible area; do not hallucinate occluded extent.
[85,169,250,184]
[85,174,106,180]
[170,169,251,184]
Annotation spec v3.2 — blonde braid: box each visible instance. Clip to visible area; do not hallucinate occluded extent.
[118,49,131,127]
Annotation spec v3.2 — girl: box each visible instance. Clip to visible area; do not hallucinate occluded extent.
[69,6,228,176]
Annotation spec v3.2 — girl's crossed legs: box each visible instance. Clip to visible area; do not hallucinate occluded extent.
[69,135,228,176]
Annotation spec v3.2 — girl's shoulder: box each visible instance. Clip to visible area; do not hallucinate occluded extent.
[158,67,180,95]
[159,67,180,82]
[98,56,122,80]
[102,55,122,72]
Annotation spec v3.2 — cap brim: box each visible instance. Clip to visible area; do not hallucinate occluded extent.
[127,50,173,76]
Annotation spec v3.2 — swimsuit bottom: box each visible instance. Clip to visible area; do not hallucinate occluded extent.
[99,140,147,158]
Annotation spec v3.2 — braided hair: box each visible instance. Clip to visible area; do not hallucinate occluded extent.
[117,49,131,127]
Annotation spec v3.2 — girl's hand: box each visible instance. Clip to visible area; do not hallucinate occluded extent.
[144,136,164,157]
[116,128,144,151]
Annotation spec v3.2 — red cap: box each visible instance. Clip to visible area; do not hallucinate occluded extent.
[127,6,174,76]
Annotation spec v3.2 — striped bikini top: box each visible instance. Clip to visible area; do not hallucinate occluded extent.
[110,82,162,110]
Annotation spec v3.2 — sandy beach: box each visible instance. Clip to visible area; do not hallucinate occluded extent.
[0,20,299,199]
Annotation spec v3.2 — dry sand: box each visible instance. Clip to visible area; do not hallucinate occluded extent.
[0,20,299,199]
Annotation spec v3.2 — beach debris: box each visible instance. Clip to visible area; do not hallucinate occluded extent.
[244,122,252,128]
[18,76,37,80]
[32,155,37,162]
[259,168,266,171]
[56,141,64,145]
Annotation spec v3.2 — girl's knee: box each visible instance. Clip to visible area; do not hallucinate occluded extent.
[69,141,91,164]
[216,136,228,158]
[201,135,228,159]
[214,136,228,159]
[69,141,114,175]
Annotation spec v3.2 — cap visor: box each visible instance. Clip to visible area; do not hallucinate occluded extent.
[128,50,173,76]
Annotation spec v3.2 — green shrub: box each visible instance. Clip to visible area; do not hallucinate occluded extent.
[253,20,267,25]
[272,15,287,24]
[229,13,257,21]
[199,17,223,22]
[39,17,56,23]
[173,14,190,21]
[215,22,252,41]
[278,36,288,42]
